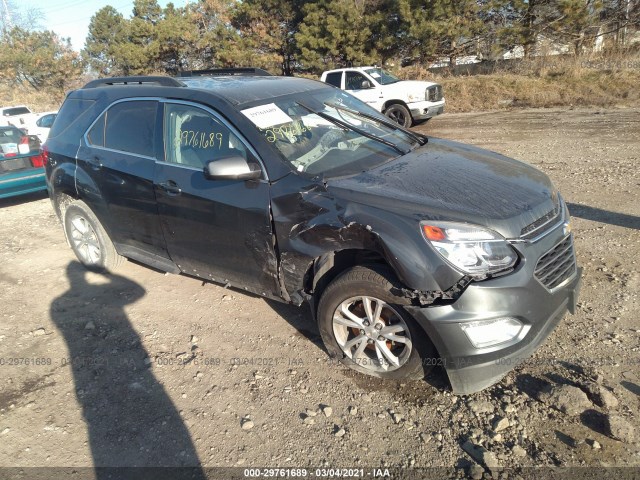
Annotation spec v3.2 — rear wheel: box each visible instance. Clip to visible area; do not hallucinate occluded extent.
[63,200,124,272]
[317,266,436,380]
[384,104,413,128]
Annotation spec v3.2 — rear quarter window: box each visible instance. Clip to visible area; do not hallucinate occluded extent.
[48,98,96,139]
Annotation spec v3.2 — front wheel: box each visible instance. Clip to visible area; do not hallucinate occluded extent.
[384,104,413,128]
[317,266,436,380]
[63,200,124,272]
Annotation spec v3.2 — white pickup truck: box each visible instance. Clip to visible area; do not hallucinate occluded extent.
[320,67,445,128]
[0,105,40,131]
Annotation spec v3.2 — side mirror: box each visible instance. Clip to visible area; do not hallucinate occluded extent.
[204,156,262,181]
[361,80,373,89]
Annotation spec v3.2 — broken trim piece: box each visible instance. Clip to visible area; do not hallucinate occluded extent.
[394,275,473,307]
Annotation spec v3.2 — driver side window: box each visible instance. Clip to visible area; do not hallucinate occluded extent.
[164,103,248,169]
[345,72,369,90]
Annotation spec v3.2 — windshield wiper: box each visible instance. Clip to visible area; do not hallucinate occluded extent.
[325,101,427,146]
[296,102,409,155]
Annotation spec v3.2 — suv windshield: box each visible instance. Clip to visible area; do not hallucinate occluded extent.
[363,68,400,85]
[241,89,420,178]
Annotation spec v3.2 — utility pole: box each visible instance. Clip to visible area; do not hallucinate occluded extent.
[1,0,12,37]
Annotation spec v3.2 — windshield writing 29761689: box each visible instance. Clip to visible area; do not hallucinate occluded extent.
[179,130,224,149]
[259,121,309,143]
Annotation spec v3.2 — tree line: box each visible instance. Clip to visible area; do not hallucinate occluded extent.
[0,0,639,93]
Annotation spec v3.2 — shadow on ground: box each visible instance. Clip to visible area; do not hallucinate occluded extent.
[50,262,205,478]
[568,203,640,230]
[0,190,48,208]
[263,298,450,397]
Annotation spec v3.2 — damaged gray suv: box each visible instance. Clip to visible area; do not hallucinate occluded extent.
[45,71,581,394]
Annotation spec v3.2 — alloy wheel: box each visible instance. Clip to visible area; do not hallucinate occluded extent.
[332,296,413,373]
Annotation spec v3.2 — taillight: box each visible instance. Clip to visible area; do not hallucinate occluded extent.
[41,145,49,166]
[30,153,45,168]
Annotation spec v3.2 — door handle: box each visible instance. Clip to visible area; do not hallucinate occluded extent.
[158,180,182,196]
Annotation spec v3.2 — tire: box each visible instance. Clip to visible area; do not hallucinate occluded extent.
[384,104,413,128]
[63,200,124,272]
[317,265,436,380]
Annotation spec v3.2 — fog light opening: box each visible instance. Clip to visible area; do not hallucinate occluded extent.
[459,317,526,349]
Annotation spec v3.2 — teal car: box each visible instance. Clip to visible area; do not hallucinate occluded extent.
[0,126,45,200]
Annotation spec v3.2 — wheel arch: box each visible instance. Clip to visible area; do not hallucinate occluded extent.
[383,99,411,113]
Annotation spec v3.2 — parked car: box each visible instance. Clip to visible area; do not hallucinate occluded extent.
[320,67,445,127]
[0,105,39,130]
[25,111,58,143]
[44,72,580,394]
[0,126,45,199]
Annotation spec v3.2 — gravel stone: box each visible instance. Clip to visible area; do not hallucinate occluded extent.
[468,400,494,415]
[241,419,254,430]
[605,415,635,443]
[512,445,527,457]
[540,384,592,416]
[492,416,510,433]
[462,440,501,472]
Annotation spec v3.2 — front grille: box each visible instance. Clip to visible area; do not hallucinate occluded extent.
[534,235,576,290]
[426,85,443,102]
[521,206,561,239]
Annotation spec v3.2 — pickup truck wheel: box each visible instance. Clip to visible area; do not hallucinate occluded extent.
[384,104,412,128]
[317,266,435,380]
[63,200,124,272]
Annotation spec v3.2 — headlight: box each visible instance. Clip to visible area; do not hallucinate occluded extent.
[421,222,518,276]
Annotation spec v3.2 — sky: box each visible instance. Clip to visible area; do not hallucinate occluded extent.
[22,0,181,51]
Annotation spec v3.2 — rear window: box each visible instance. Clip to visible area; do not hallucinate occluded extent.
[2,107,31,116]
[49,98,95,139]
[324,72,342,88]
[0,127,24,142]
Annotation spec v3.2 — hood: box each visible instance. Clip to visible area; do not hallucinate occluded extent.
[326,138,558,239]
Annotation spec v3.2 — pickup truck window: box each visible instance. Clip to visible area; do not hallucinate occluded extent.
[2,107,31,116]
[242,89,417,178]
[345,72,369,90]
[324,72,342,88]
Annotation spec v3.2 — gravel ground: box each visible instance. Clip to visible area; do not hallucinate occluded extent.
[0,107,638,479]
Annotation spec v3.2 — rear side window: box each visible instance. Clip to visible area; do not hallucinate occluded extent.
[324,72,342,88]
[88,101,157,158]
[49,98,95,139]
[2,107,31,116]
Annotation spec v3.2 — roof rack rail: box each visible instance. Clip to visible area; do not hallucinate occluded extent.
[82,76,185,89]
[177,68,272,77]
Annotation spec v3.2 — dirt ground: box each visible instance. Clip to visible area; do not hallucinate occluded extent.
[0,107,638,479]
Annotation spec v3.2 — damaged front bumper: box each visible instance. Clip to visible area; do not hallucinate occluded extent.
[406,229,582,395]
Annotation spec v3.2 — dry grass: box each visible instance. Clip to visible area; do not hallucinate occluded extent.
[398,52,640,112]
[3,52,640,114]
[0,84,66,112]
